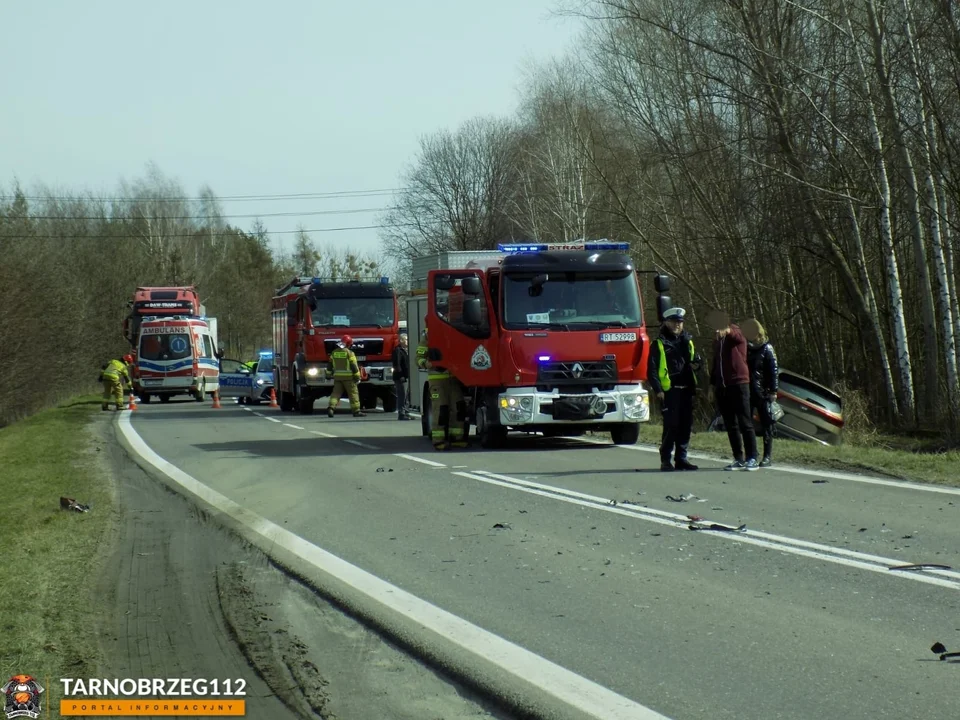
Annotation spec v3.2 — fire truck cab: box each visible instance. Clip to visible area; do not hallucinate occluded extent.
[419,241,673,448]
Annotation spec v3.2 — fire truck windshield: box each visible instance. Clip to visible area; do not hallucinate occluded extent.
[138,333,192,361]
[502,271,641,330]
[311,298,395,328]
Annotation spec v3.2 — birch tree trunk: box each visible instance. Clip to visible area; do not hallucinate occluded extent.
[902,0,960,420]
[843,1,915,420]
[865,0,940,421]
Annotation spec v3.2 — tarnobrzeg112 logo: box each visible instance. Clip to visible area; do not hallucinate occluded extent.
[2,675,44,719]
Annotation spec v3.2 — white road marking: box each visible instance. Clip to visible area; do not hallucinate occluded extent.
[265,417,282,423]
[451,469,960,591]
[573,435,960,496]
[344,439,379,450]
[117,413,668,720]
[283,423,305,430]
[310,430,337,438]
[251,412,264,417]
[394,453,446,468]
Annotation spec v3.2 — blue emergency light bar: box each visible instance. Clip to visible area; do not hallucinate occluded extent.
[310,276,390,285]
[258,350,273,357]
[497,241,630,253]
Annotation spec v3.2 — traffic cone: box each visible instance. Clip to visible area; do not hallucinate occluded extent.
[128,393,138,411]
[212,391,222,409]
[269,388,279,408]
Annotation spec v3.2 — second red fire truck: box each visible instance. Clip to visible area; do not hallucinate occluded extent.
[270,276,401,414]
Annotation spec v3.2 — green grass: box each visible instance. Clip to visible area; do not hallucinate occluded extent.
[634,422,960,486]
[0,395,115,689]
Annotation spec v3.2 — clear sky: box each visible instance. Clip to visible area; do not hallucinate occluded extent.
[1,0,583,263]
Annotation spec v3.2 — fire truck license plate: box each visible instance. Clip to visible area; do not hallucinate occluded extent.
[600,332,637,343]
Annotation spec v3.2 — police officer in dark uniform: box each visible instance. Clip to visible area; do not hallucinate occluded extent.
[647,306,701,471]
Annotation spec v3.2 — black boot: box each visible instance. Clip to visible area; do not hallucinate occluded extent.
[660,457,674,472]
[675,458,699,471]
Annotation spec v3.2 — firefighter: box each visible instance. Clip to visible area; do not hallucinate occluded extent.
[100,354,133,411]
[327,335,366,417]
[647,307,700,472]
[417,316,467,450]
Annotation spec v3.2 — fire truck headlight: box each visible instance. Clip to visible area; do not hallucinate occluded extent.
[306,367,319,377]
[622,392,648,420]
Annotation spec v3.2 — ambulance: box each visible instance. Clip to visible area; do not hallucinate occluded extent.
[133,315,221,403]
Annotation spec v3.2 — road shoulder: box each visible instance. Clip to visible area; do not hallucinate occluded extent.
[99,413,513,720]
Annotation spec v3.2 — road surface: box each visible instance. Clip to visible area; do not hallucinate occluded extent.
[125,399,960,719]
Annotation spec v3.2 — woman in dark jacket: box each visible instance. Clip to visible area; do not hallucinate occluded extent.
[743,319,779,467]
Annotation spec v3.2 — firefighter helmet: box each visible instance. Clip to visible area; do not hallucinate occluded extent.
[341,335,353,347]
[123,354,134,364]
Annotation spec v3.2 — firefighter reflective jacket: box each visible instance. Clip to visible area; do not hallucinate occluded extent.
[329,347,361,380]
[101,358,130,384]
[416,329,449,380]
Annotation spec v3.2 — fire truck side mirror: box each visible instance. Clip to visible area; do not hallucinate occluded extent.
[435,275,456,291]
[463,298,483,326]
[461,276,482,296]
[654,274,671,293]
[656,295,673,322]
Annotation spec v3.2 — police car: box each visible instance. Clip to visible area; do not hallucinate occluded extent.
[219,351,275,405]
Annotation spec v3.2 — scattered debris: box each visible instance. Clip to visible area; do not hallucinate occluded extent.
[931,642,960,660]
[858,528,867,533]
[812,479,828,484]
[688,520,746,533]
[375,467,393,473]
[519,510,528,514]
[666,492,705,503]
[686,515,704,522]
[890,563,953,572]
[492,523,511,530]
[60,496,90,513]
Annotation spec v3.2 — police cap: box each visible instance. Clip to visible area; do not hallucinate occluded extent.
[663,307,686,322]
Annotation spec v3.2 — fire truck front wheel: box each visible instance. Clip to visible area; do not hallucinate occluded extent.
[610,423,640,445]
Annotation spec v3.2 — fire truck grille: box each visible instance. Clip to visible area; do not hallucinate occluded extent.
[323,338,385,356]
[537,360,617,388]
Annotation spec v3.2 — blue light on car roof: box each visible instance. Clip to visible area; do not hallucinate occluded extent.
[380,276,390,284]
[538,355,551,361]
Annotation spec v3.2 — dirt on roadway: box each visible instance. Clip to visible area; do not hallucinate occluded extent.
[91,415,515,720]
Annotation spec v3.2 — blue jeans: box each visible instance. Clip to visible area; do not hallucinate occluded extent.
[394,378,408,417]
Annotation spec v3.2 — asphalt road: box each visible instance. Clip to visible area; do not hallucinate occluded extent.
[129,398,960,720]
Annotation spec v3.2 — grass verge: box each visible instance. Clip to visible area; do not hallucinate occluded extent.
[0,395,115,689]
[634,422,960,487]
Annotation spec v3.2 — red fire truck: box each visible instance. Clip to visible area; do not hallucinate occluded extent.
[271,276,401,414]
[419,241,673,447]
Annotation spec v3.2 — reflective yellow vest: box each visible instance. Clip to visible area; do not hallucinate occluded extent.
[654,338,697,392]
[102,358,130,383]
[416,330,449,380]
[329,348,361,380]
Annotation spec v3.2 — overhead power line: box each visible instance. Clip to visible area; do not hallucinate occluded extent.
[0,187,407,203]
[0,222,420,240]
[17,206,390,221]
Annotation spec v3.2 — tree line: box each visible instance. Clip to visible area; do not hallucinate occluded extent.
[0,164,378,428]
[378,0,960,437]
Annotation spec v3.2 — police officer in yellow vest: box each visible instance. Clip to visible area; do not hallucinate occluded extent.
[416,317,466,450]
[647,307,700,472]
[327,335,367,418]
[100,354,133,411]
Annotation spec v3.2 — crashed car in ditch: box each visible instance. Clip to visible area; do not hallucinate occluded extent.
[708,369,844,446]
